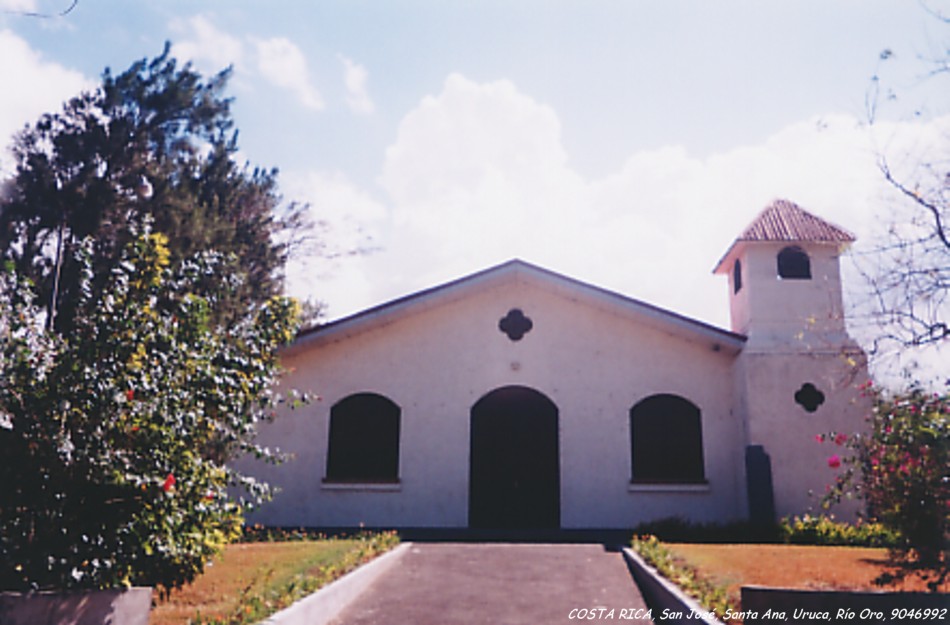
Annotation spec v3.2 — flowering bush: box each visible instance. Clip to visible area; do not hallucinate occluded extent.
[0,230,302,593]
[821,382,948,588]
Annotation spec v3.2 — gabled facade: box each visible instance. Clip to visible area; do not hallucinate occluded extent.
[243,199,869,530]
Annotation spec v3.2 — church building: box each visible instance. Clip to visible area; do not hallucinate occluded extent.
[243,199,869,531]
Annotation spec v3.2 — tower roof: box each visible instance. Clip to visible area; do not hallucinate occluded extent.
[737,199,855,243]
[713,199,855,273]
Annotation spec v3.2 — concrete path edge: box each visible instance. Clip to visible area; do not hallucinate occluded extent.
[622,547,727,625]
[260,542,412,625]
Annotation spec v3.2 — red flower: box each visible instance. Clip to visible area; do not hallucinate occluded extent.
[814,434,824,443]
[126,389,135,402]
[834,433,848,446]
[827,455,841,469]
[162,473,176,492]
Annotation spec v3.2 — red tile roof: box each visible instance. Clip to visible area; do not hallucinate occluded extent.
[738,199,855,243]
[713,199,855,273]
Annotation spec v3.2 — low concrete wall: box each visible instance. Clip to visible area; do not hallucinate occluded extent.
[0,587,151,625]
[261,542,411,625]
[622,547,726,625]
[741,586,949,625]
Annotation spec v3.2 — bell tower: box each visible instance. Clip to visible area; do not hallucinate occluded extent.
[714,199,869,521]
[713,199,856,348]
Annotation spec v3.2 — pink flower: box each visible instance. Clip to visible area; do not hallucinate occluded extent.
[827,455,841,469]
[834,433,848,446]
[814,434,824,443]
[162,473,176,492]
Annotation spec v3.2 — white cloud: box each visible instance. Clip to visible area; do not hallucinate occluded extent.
[338,54,374,114]
[168,16,326,112]
[253,36,324,111]
[0,0,36,12]
[0,28,90,175]
[378,73,583,284]
[282,169,387,256]
[170,16,380,114]
[302,72,946,357]
[169,14,243,73]
[280,169,387,310]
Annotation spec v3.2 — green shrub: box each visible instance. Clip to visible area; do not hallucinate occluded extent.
[631,517,780,544]
[779,515,900,547]
[631,515,899,548]
[0,231,303,594]
[238,525,391,543]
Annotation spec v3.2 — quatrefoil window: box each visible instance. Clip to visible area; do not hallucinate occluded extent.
[499,308,533,341]
[794,383,825,413]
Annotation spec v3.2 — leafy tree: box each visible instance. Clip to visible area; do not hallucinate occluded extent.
[821,383,948,590]
[0,228,302,593]
[0,44,307,331]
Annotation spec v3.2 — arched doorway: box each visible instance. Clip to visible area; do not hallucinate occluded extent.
[469,386,560,529]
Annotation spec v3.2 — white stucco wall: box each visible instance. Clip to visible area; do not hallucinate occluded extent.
[736,348,869,520]
[726,239,870,520]
[242,273,748,529]
[729,242,850,345]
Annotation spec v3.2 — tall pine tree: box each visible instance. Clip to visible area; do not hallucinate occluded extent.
[0,44,306,330]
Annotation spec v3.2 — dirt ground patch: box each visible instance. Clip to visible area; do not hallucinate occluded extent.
[667,543,948,603]
[149,540,359,625]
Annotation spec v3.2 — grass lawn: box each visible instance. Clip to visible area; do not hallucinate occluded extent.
[150,536,394,625]
[666,543,948,608]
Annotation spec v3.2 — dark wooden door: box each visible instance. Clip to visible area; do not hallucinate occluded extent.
[469,386,560,529]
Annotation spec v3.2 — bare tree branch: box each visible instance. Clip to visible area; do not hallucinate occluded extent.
[855,10,950,356]
[880,160,950,251]
[2,0,78,18]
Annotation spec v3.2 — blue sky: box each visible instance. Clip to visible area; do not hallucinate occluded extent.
[6,2,939,178]
[1,1,948,374]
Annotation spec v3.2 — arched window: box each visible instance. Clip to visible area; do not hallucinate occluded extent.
[777,246,811,279]
[733,259,742,293]
[630,394,705,483]
[326,393,400,482]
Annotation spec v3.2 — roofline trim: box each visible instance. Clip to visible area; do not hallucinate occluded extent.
[289,259,746,355]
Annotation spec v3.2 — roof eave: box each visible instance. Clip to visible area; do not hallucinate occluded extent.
[285,259,746,357]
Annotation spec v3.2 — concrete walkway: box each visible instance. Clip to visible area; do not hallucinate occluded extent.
[328,542,654,624]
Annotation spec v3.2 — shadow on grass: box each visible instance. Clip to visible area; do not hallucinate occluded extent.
[860,554,949,593]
